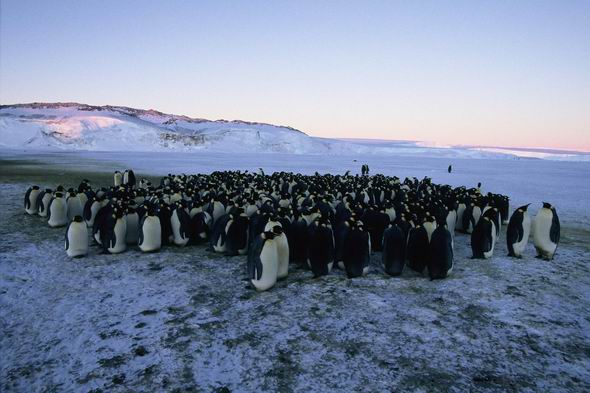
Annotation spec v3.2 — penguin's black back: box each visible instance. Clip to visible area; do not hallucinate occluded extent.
[428,226,453,279]
[382,224,406,276]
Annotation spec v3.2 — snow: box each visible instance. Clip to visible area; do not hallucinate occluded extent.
[1,150,590,392]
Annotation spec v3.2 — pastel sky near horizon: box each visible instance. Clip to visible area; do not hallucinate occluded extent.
[1,1,589,151]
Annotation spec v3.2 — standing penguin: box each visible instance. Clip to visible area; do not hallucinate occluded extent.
[342,221,371,278]
[448,165,452,173]
[266,222,289,279]
[66,189,84,221]
[37,188,53,218]
[24,185,41,215]
[506,204,531,258]
[407,225,429,273]
[65,215,89,258]
[100,206,127,254]
[382,223,406,276]
[170,203,191,247]
[125,202,140,245]
[307,218,335,277]
[533,202,560,260]
[114,171,123,187]
[427,224,453,279]
[224,210,250,255]
[248,231,279,291]
[47,192,69,228]
[471,216,496,259]
[139,206,162,252]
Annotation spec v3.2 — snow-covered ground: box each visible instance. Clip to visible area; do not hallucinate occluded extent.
[1,151,590,392]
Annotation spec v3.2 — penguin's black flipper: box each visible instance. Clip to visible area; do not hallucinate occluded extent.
[36,191,46,213]
[247,236,265,281]
[138,216,145,246]
[550,209,560,245]
[65,221,71,251]
[83,199,93,221]
[24,188,31,210]
[47,198,54,221]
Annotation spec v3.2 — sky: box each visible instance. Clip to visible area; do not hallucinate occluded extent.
[1,0,589,151]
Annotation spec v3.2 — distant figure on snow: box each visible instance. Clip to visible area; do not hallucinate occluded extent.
[361,164,370,176]
[448,165,452,173]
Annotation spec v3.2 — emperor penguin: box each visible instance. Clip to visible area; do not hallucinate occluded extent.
[471,216,496,259]
[423,214,437,242]
[382,223,406,276]
[123,169,136,187]
[427,223,454,279]
[114,171,123,187]
[24,185,41,215]
[265,220,289,279]
[190,211,212,243]
[210,214,232,253]
[170,203,191,246]
[84,196,107,228]
[334,219,352,270]
[342,221,371,278]
[66,190,84,221]
[139,206,162,252]
[506,204,531,258]
[209,198,226,226]
[455,201,467,232]
[37,189,53,217]
[100,206,127,254]
[307,217,335,277]
[47,192,69,228]
[65,215,89,258]
[224,209,250,255]
[248,231,279,291]
[533,202,560,260]
[125,202,140,245]
[407,225,429,274]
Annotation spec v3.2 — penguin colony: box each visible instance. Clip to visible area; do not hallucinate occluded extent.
[23,168,560,291]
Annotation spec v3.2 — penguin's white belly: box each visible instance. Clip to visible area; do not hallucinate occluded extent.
[107,219,127,254]
[276,235,289,278]
[66,223,88,258]
[125,214,139,245]
[338,261,345,270]
[140,217,162,252]
[473,207,482,226]
[48,200,68,227]
[171,213,189,246]
[533,213,556,257]
[483,223,496,259]
[251,241,278,291]
[424,222,437,242]
[446,211,457,238]
[512,215,531,257]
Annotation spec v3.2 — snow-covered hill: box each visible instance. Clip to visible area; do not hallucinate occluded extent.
[1,103,588,160]
[0,103,332,154]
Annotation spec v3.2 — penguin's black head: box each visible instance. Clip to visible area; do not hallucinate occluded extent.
[32,185,40,190]
[520,203,531,211]
[45,188,53,193]
[263,231,276,240]
[542,202,552,209]
[272,225,283,235]
[73,215,84,223]
[55,192,64,198]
